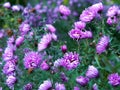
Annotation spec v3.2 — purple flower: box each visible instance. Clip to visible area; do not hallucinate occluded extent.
[92,83,99,90]
[86,65,99,78]
[3,2,11,9]
[40,61,50,70]
[0,30,4,38]
[88,2,103,14]
[107,16,117,25]
[15,36,24,47]
[23,83,33,90]
[61,44,67,53]
[45,24,56,33]
[61,52,80,70]
[60,72,69,82]
[108,73,120,86]
[3,47,14,61]
[6,75,16,89]
[68,28,81,39]
[96,36,109,54]
[74,21,86,30]
[106,6,119,17]
[38,33,52,51]
[76,76,89,86]
[79,8,95,22]
[38,79,52,90]
[59,5,71,16]
[19,23,30,35]
[12,5,20,11]
[74,86,80,90]
[3,61,16,75]
[55,83,66,90]
[80,30,93,39]
[23,51,42,69]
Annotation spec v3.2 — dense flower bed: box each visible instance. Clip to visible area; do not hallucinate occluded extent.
[0,0,120,90]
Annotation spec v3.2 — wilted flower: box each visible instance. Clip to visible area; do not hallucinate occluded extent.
[74,21,86,30]
[23,51,42,69]
[38,33,52,51]
[6,75,16,88]
[40,61,50,70]
[61,44,67,53]
[96,36,109,54]
[3,2,11,8]
[15,36,24,47]
[38,79,52,90]
[45,24,56,33]
[61,52,80,70]
[12,5,20,11]
[108,73,120,86]
[76,76,89,86]
[86,65,99,78]
[55,83,66,90]
[59,5,71,16]
[92,83,99,90]
[106,5,119,17]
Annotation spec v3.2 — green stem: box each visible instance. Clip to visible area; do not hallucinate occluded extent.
[76,40,80,53]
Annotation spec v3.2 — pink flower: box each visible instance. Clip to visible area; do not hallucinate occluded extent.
[40,61,50,70]
[59,5,71,16]
[86,65,99,79]
[38,80,52,90]
[55,83,66,90]
[80,30,93,39]
[74,21,86,30]
[45,24,56,33]
[96,36,109,54]
[3,2,11,8]
[15,36,24,47]
[106,5,119,17]
[79,8,95,22]
[74,86,80,90]
[24,51,42,69]
[38,33,52,51]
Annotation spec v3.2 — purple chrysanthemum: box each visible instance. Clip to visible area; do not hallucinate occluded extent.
[12,5,20,12]
[68,28,81,40]
[59,5,71,16]
[61,52,80,70]
[61,44,67,53]
[19,23,30,35]
[76,76,89,86]
[15,36,24,47]
[86,65,99,79]
[38,33,52,51]
[74,21,86,30]
[23,51,42,69]
[55,83,66,90]
[3,2,11,9]
[6,75,16,89]
[108,73,120,86]
[40,61,50,70]
[38,79,52,90]
[74,86,80,90]
[79,8,95,22]
[96,36,109,54]
[92,83,99,90]
[45,24,56,33]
